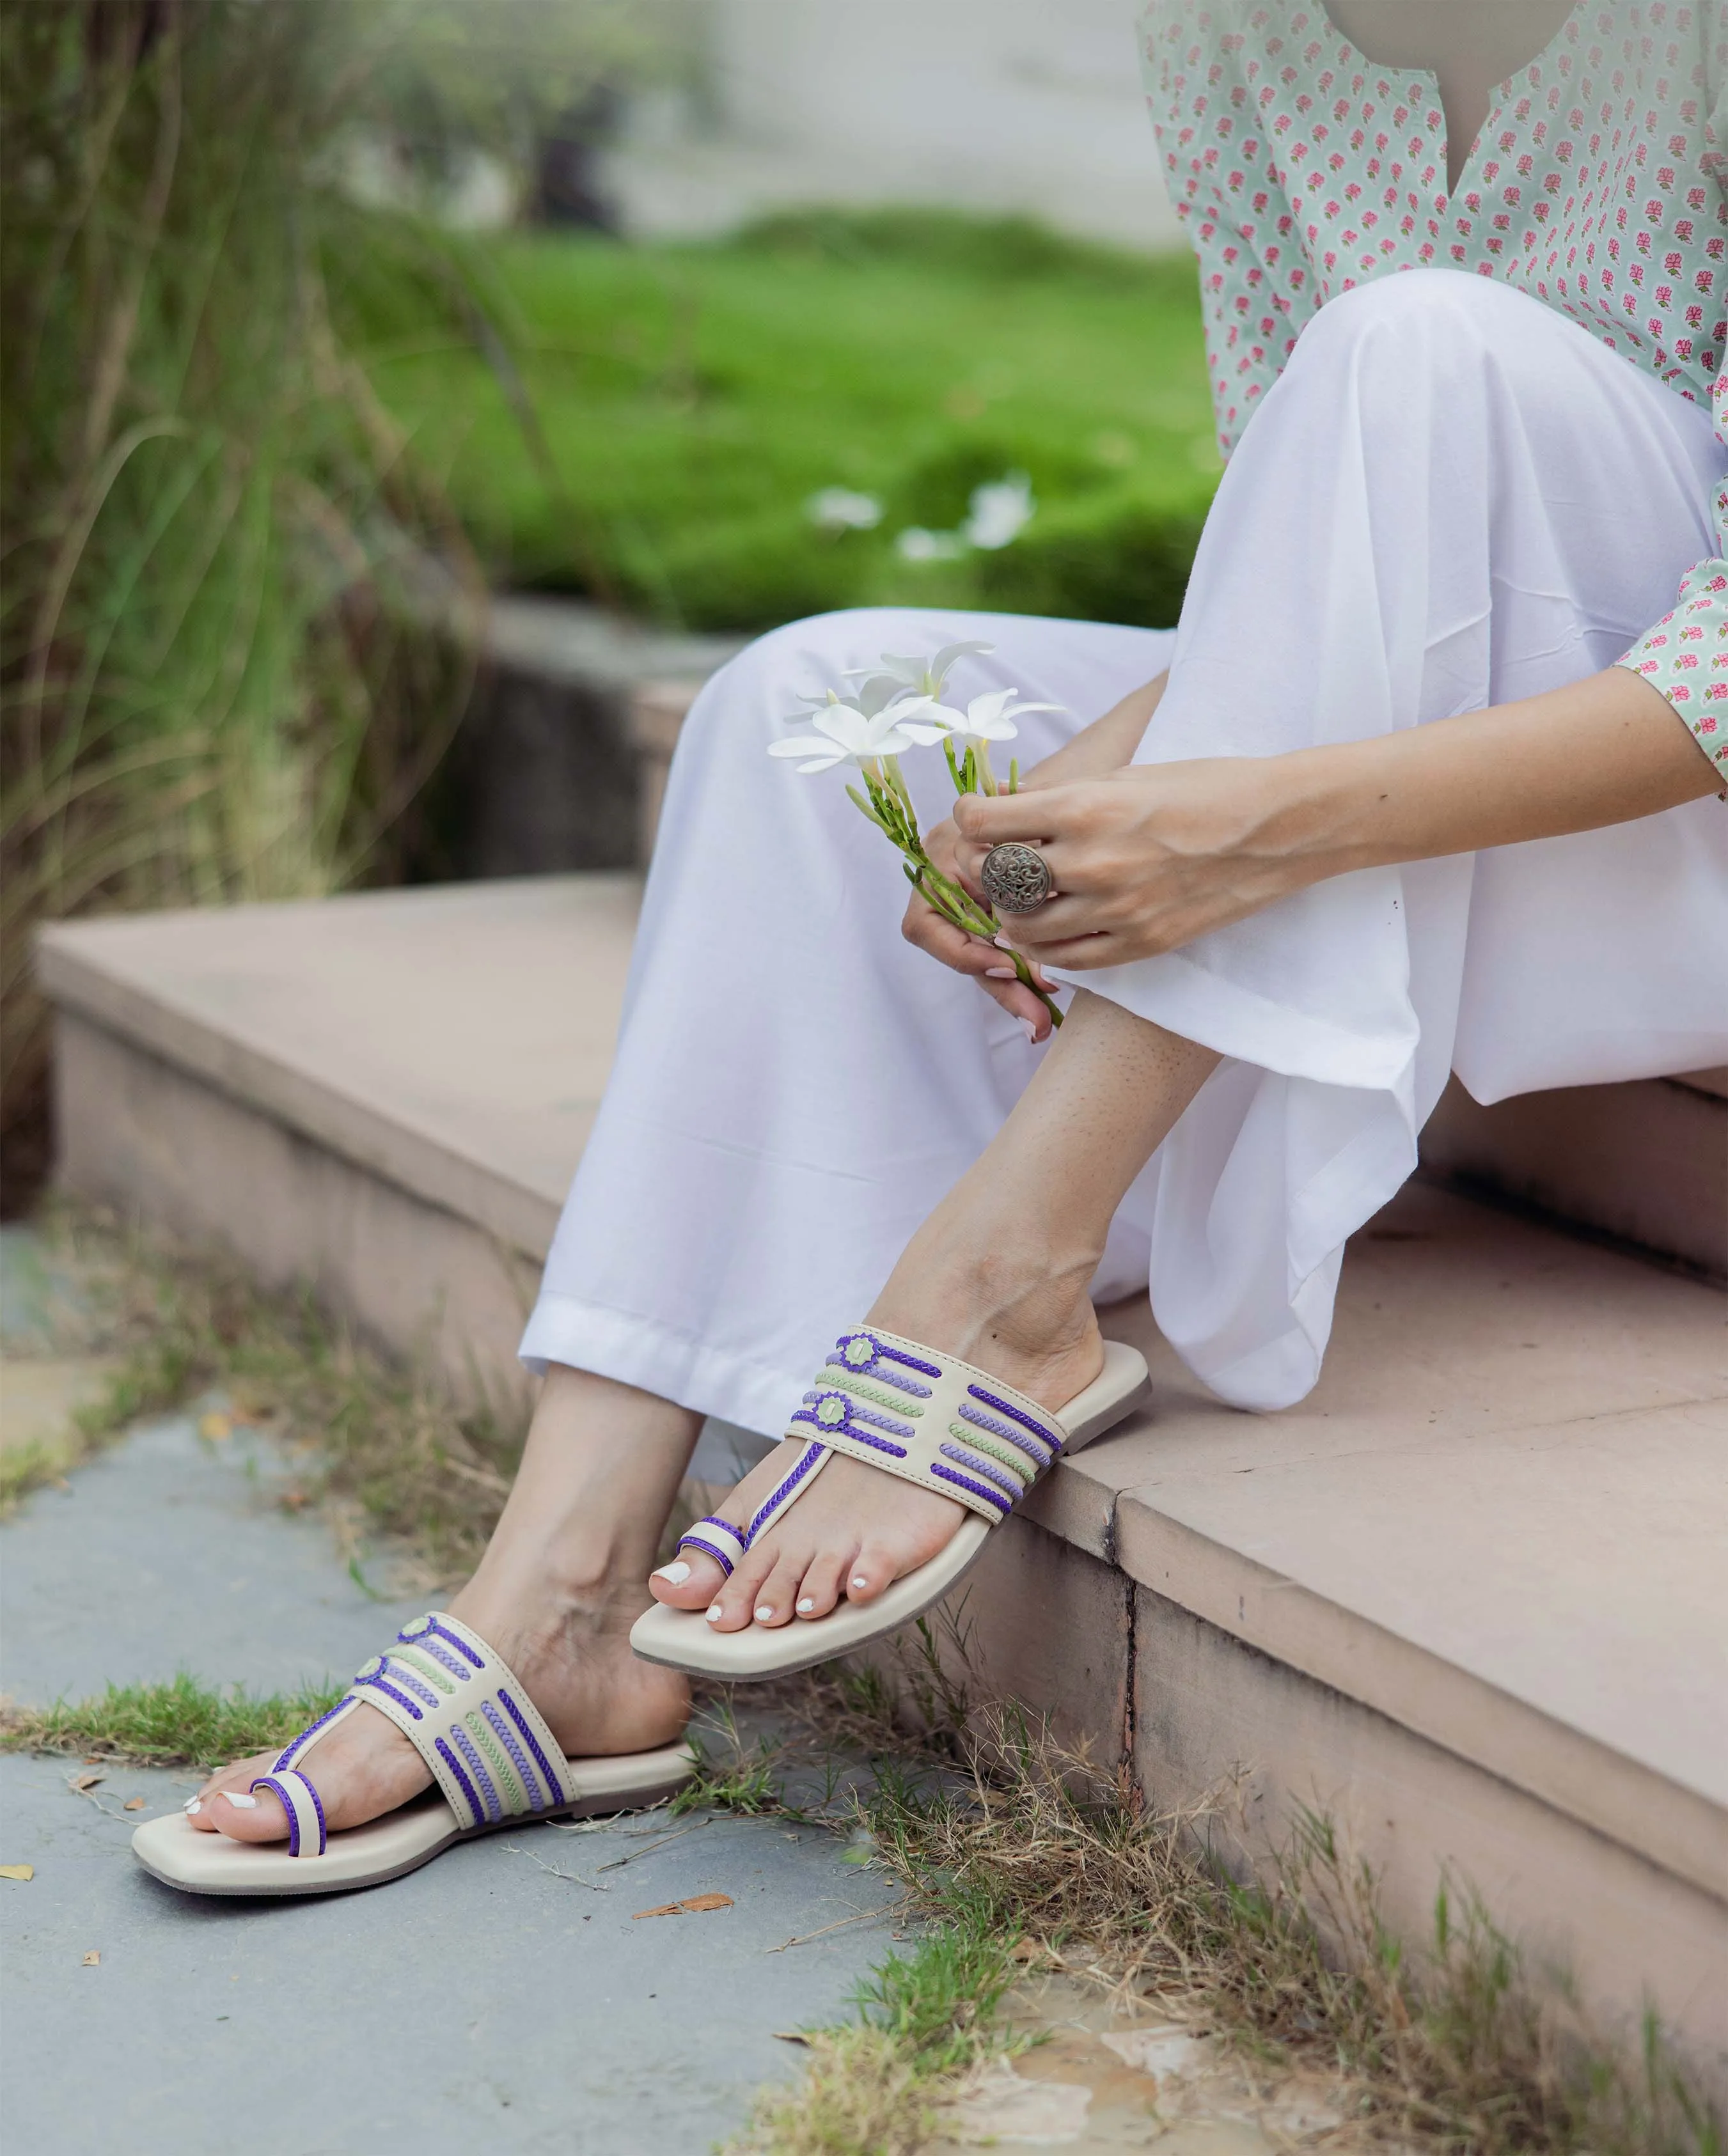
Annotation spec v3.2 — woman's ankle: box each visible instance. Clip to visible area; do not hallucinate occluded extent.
[868,1232,1103,1405]
[452,1549,661,1650]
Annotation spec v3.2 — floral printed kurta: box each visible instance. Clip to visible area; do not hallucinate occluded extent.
[1141,1,1728,779]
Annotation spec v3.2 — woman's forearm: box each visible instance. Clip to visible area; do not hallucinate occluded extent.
[957,662,1722,973]
[1259,666,1722,879]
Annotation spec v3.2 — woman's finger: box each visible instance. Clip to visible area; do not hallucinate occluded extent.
[902,905,998,971]
[904,895,1060,987]
[980,973,1056,1036]
[996,931,1119,971]
[990,893,1107,948]
[952,783,1089,849]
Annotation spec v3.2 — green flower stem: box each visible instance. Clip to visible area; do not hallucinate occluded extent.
[847,756,1064,1029]
[905,862,1064,1030]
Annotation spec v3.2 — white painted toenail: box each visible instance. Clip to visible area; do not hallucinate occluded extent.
[851,1575,869,1590]
[653,1561,691,1584]
[183,1798,201,1814]
[754,1604,774,1622]
[705,1605,723,1621]
[221,1790,258,1809]
[796,1598,814,1614]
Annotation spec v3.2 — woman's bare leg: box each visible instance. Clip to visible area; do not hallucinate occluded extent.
[652,992,1218,1629]
[192,1371,701,1844]
[193,993,1216,1838]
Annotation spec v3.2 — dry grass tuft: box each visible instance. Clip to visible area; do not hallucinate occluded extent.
[10,1202,526,1583]
[728,2027,933,2156]
[716,1681,1719,2156]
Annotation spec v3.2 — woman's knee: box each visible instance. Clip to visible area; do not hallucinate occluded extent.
[1285,267,1550,397]
[681,607,920,754]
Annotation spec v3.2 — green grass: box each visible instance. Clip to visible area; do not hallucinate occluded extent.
[0,1675,345,1769]
[344,208,1220,631]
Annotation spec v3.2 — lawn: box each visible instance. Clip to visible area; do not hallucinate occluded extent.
[350,211,1220,632]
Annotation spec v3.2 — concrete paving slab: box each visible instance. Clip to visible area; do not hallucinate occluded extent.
[0,1409,901,2155]
[1,1412,425,1705]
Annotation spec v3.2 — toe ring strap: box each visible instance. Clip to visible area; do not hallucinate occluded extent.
[677,1516,748,1577]
[250,1769,328,1858]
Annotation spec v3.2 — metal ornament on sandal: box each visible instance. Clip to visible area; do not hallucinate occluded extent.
[980,841,1053,914]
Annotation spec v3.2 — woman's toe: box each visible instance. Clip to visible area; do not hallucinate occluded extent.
[846,1541,900,1605]
[751,1553,810,1629]
[186,1754,271,1832]
[709,1551,776,1632]
[650,1549,728,1608]
[793,1552,847,1619]
[210,1783,291,1844]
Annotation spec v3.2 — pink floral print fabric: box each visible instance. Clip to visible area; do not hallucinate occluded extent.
[1140,0,1728,779]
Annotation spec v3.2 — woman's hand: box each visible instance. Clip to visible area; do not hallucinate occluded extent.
[898,670,1170,1033]
[952,757,1308,971]
[900,813,1062,1037]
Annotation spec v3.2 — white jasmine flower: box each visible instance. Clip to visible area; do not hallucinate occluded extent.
[962,472,1035,550]
[806,487,883,531]
[848,641,996,703]
[789,670,906,721]
[897,686,1064,746]
[894,526,965,563]
[767,691,948,774]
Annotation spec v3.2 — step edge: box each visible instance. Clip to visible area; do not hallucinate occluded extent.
[42,950,563,1263]
[1111,1490,1728,1900]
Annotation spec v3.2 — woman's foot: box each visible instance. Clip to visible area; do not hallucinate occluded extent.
[187,1584,690,1845]
[648,990,1222,1634]
[648,1233,1106,1632]
[187,1367,703,1849]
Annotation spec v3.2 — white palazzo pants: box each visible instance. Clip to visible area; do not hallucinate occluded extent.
[521,270,1728,1421]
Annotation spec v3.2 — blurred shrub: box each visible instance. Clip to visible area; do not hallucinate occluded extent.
[890,437,1103,535]
[631,513,865,636]
[975,493,1208,629]
[358,212,1220,633]
[0,0,680,1196]
[732,207,1195,294]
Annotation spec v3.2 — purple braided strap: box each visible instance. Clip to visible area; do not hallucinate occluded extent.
[931,1464,1014,1513]
[677,1515,748,1577]
[272,1693,360,1774]
[746,1439,830,1541]
[966,1382,1062,1454]
[436,1737,485,1828]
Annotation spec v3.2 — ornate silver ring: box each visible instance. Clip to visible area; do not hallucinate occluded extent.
[980,841,1053,915]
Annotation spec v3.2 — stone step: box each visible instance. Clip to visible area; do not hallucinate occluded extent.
[35,877,1728,2088]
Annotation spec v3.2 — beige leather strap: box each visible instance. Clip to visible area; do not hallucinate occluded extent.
[272,1613,576,1840]
[783,1325,1064,1525]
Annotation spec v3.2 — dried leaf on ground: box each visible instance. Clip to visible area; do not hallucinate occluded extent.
[68,1772,103,1792]
[0,1864,35,1881]
[123,1797,146,1811]
[632,1892,734,1918]
[81,1950,100,1966]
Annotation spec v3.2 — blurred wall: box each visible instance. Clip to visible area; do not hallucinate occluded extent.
[605,0,1182,251]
